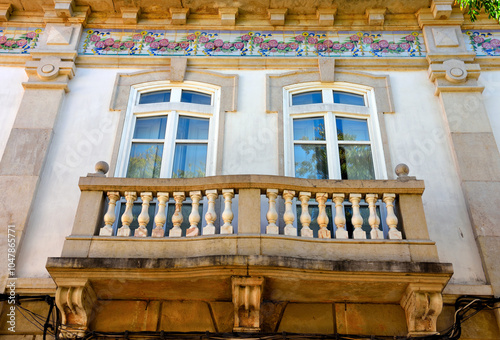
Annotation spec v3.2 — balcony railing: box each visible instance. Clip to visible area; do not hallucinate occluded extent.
[62,166,438,262]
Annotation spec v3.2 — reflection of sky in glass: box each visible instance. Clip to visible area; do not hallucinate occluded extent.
[172,144,207,178]
[181,90,211,105]
[336,117,370,141]
[176,117,209,139]
[127,143,163,178]
[133,117,167,139]
[339,145,375,180]
[293,118,325,141]
[333,91,365,106]
[294,145,328,179]
[292,91,322,105]
[139,90,171,104]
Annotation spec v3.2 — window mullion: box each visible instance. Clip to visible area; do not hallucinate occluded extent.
[161,111,178,178]
[326,112,341,179]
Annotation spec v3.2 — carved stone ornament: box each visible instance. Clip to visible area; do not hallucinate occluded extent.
[232,276,265,332]
[444,59,468,83]
[400,284,443,336]
[55,281,97,337]
[36,56,62,80]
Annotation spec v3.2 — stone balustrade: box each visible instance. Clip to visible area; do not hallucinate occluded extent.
[62,172,438,262]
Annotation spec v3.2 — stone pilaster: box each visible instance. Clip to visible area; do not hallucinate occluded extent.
[0,23,82,292]
[420,11,500,298]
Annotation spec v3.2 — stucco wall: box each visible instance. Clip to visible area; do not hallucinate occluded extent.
[479,71,500,153]
[16,68,139,277]
[0,67,27,161]
[13,67,487,285]
[382,70,486,284]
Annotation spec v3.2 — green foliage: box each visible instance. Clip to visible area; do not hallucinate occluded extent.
[126,145,162,178]
[456,0,500,22]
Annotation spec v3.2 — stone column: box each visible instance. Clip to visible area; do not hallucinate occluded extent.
[0,22,83,292]
[420,9,500,298]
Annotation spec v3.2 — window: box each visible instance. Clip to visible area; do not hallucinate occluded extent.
[285,84,387,180]
[116,83,219,178]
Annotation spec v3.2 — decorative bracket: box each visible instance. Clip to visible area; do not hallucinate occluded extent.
[428,59,483,94]
[316,8,337,26]
[0,4,13,21]
[268,8,287,26]
[400,284,443,336]
[170,8,189,25]
[219,8,238,26]
[232,276,265,332]
[430,0,453,19]
[121,7,141,24]
[26,55,75,81]
[55,280,97,337]
[365,8,386,26]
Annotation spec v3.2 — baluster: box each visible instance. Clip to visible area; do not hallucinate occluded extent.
[299,192,313,238]
[221,189,234,234]
[266,189,279,235]
[135,192,152,237]
[383,193,402,239]
[117,191,137,236]
[349,193,365,239]
[170,192,185,237]
[100,192,120,236]
[316,193,330,239]
[187,191,202,237]
[283,190,296,236]
[366,194,383,239]
[152,192,169,237]
[204,189,218,235]
[332,194,348,239]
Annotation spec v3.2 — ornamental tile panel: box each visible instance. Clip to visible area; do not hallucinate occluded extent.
[464,30,500,56]
[78,29,426,57]
[0,27,43,54]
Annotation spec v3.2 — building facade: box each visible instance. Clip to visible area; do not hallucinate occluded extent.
[1,0,500,338]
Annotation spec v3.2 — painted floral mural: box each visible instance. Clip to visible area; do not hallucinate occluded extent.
[79,30,425,57]
[465,31,500,56]
[0,28,42,54]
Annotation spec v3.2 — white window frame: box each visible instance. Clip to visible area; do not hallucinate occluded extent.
[283,82,387,180]
[115,81,220,178]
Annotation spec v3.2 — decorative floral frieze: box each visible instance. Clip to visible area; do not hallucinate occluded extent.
[79,29,425,57]
[0,28,43,54]
[464,30,500,56]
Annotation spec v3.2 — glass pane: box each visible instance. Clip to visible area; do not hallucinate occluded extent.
[333,91,365,106]
[345,204,380,239]
[293,117,325,141]
[294,144,328,179]
[133,117,167,139]
[292,91,322,106]
[181,90,212,105]
[296,204,333,238]
[339,145,375,180]
[176,117,209,140]
[118,202,156,236]
[172,144,207,178]
[139,90,171,104]
[127,143,163,178]
[166,203,203,236]
[336,117,370,141]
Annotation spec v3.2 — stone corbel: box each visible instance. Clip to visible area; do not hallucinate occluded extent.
[400,284,443,336]
[55,280,97,337]
[268,9,287,26]
[170,8,189,25]
[365,8,386,26]
[232,276,265,332]
[121,7,141,25]
[316,8,337,27]
[219,8,238,26]
[0,4,13,22]
[430,0,454,19]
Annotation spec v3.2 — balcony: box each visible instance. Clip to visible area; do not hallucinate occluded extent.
[46,168,453,336]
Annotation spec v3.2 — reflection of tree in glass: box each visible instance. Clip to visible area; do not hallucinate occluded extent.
[172,162,206,178]
[294,124,375,180]
[295,122,328,179]
[127,145,162,178]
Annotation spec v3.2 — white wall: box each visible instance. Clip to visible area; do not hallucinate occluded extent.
[478,71,500,153]
[17,68,138,278]
[0,67,27,160]
[382,70,486,284]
